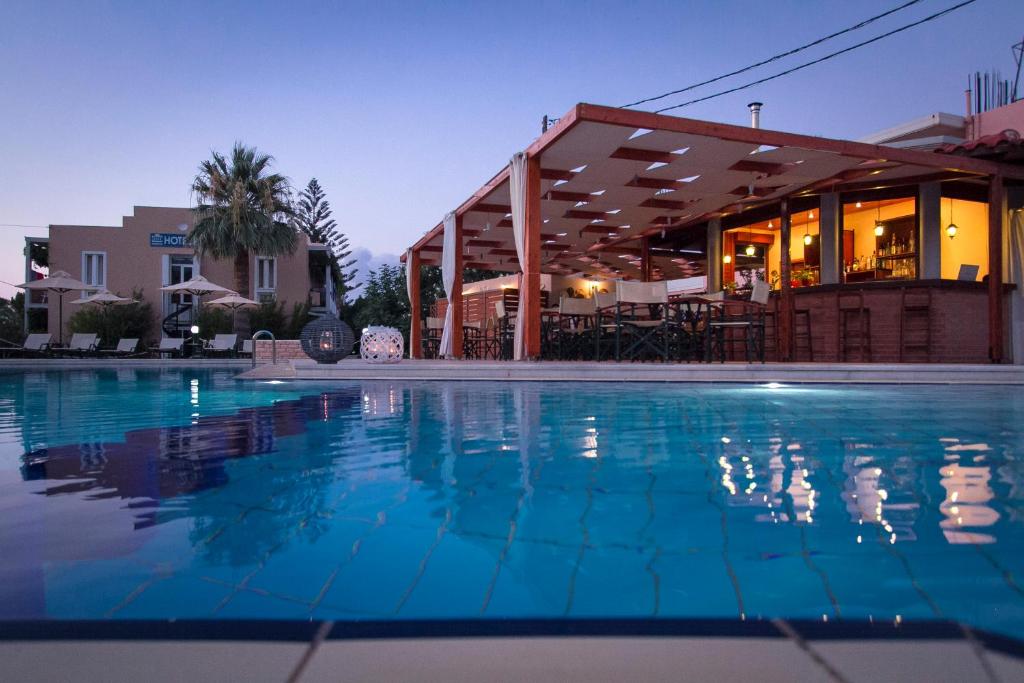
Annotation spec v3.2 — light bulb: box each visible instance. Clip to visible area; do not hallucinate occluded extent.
[946,223,958,239]
[767,220,774,228]
[745,244,756,257]
[874,222,884,237]
[855,202,862,208]
[803,233,812,246]
[723,254,732,264]
[190,325,200,334]
[808,211,814,220]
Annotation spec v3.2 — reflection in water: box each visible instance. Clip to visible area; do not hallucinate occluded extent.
[939,438,998,544]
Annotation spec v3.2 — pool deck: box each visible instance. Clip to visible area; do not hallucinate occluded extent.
[1,618,1020,682]
[235,358,1024,385]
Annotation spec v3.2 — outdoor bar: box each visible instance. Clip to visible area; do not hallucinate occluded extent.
[403,103,1024,364]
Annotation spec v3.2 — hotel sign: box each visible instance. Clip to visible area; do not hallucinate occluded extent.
[150,233,191,248]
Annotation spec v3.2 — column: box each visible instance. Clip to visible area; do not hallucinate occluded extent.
[706,219,722,292]
[722,231,736,287]
[452,214,464,359]
[779,199,793,362]
[919,182,942,280]
[989,175,1005,363]
[408,249,422,358]
[522,153,543,359]
[819,192,841,285]
[640,237,652,282]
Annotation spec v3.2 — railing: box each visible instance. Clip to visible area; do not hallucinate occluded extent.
[251,329,276,368]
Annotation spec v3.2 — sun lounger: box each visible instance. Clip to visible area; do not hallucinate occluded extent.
[99,338,143,358]
[151,337,185,358]
[204,334,238,357]
[59,333,99,357]
[0,333,53,358]
[239,339,254,357]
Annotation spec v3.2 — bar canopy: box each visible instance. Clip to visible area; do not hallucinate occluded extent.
[404,103,1022,280]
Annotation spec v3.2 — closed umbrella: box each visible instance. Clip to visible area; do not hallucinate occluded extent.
[206,292,258,329]
[17,270,88,346]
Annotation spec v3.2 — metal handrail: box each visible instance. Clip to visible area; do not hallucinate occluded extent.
[251,330,276,368]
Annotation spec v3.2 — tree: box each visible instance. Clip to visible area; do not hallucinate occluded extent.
[353,264,409,340]
[189,144,297,319]
[0,294,24,344]
[293,178,357,308]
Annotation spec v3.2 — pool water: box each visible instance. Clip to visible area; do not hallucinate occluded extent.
[1,369,1023,637]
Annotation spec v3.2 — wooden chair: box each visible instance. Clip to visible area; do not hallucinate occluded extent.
[556,296,597,360]
[614,281,671,362]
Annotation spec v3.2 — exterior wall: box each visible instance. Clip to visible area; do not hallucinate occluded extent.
[969,99,1024,139]
[47,206,312,343]
[255,339,305,362]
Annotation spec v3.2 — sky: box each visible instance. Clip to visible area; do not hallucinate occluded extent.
[2,0,1022,298]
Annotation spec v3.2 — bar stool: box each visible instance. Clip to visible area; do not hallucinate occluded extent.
[899,287,932,362]
[793,304,814,361]
[836,291,871,361]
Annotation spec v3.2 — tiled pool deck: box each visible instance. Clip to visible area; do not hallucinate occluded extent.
[1,618,1022,682]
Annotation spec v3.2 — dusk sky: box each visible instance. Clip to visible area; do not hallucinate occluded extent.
[2,0,1022,297]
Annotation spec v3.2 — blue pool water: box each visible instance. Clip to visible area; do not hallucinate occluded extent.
[1,368,1023,637]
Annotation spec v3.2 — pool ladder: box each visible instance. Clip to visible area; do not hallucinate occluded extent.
[251,330,277,368]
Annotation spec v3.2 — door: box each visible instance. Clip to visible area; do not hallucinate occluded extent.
[163,256,195,331]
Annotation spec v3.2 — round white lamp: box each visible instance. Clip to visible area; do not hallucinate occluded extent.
[360,326,404,364]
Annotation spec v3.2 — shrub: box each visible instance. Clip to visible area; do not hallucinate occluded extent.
[248,301,287,338]
[195,306,234,337]
[68,288,154,346]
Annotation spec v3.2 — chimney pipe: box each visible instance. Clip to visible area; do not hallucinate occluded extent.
[748,102,763,129]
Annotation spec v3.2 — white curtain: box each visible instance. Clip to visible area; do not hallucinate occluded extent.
[438,212,458,357]
[1008,209,1024,364]
[326,263,338,317]
[404,248,414,357]
[509,152,528,360]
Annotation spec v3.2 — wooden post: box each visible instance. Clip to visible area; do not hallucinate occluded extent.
[722,231,736,286]
[522,153,543,359]
[706,219,722,292]
[988,175,1005,363]
[779,199,793,362]
[452,214,464,359]
[408,249,422,358]
[640,236,652,281]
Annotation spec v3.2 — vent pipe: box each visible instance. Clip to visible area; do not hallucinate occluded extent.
[748,102,763,129]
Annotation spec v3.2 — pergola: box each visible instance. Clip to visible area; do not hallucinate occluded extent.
[403,103,1023,361]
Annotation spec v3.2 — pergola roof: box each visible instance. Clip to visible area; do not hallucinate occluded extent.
[405,103,1022,281]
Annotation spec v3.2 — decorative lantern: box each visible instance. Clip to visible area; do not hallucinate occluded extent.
[359,326,404,364]
[300,314,354,364]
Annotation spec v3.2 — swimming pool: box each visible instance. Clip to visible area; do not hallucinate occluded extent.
[1,368,1022,639]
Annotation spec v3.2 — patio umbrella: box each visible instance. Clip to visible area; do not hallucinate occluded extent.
[70,289,137,344]
[16,270,88,346]
[206,292,258,329]
[160,275,234,327]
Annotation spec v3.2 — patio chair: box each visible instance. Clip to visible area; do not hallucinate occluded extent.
[593,292,618,360]
[557,296,597,360]
[99,338,143,358]
[239,339,254,357]
[494,303,515,360]
[423,317,444,359]
[707,281,768,363]
[0,333,53,358]
[60,333,99,357]
[205,333,239,357]
[151,337,185,358]
[462,320,484,359]
[613,281,671,362]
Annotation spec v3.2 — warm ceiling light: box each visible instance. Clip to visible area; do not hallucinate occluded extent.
[723,254,732,264]
[808,211,815,220]
[803,233,812,246]
[855,201,862,208]
[767,220,774,228]
[946,223,958,239]
[745,244,756,257]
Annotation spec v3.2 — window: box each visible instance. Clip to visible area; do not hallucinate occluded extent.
[940,197,988,281]
[81,252,106,291]
[841,197,918,283]
[255,257,277,302]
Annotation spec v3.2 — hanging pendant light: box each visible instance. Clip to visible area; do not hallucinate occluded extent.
[723,254,732,264]
[873,200,885,237]
[946,197,958,239]
[745,244,756,257]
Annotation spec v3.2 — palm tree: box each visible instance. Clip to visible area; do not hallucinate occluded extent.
[189,143,297,306]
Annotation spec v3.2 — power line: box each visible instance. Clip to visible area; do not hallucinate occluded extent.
[654,0,978,113]
[0,224,46,229]
[622,0,926,109]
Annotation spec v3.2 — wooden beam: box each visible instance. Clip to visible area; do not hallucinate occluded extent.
[610,147,678,163]
[408,250,422,359]
[473,203,512,214]
[640,197,691,211]
[988,175,1005,363]
[523,153,543,359]
[576,103,1024,180]
[564,209,607,220]
[778,200,793,362]
[452,214,464,359]
[546,190,592,202]
[541,168,576,181]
